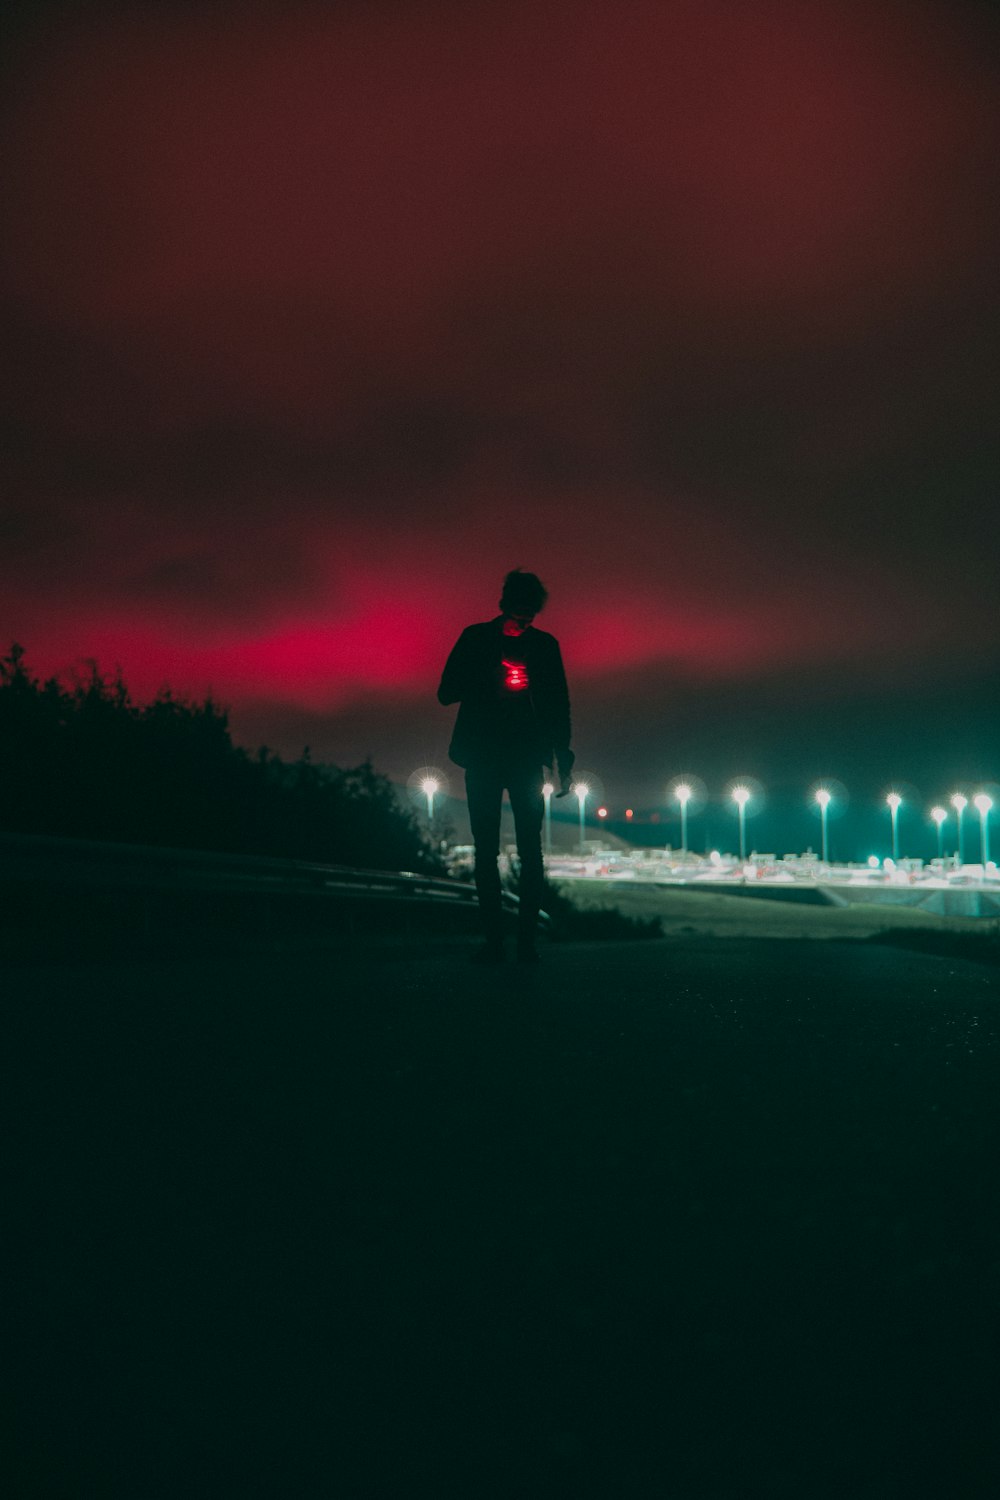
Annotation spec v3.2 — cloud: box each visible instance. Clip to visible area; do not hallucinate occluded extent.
[1,0,998,754]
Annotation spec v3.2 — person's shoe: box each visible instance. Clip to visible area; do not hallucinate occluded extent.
[471,940,506,966]
[516,943,540,964]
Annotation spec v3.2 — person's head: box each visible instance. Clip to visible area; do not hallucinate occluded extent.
[499,569,548,634]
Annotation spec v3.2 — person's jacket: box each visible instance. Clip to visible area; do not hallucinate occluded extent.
[437,617,574,773]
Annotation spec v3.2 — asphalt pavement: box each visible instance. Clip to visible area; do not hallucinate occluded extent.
[4,934,999,1498]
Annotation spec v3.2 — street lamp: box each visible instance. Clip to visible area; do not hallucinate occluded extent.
[732,785,751,862]
[951,792,968,864]
[420,776,440,825]
[408,766,449,832]
[573,781,589,854]
[675,782,692,855]
[542,781,554,855]
[974,793,992,870]
[815,788,832,864]
[886,792,902,861]
[930,806,947,861]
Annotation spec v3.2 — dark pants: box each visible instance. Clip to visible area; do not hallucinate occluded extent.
[465,762,545,948]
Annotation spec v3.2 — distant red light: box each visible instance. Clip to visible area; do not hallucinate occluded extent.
[597,806,608,818]
[625,808,633,819]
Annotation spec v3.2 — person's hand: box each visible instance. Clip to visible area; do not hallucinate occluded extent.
[555,768,573,798]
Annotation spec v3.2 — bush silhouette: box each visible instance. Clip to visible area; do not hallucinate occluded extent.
[504,863,662,942]
[0,643,440,873]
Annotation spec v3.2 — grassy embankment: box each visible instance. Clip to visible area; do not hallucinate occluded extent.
[552,877,1000,963]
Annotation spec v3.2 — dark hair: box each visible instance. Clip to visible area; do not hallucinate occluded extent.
[500,568,548,615]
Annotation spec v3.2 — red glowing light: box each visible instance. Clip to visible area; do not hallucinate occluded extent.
[597,806,608,818]
[625,809,633,819]
[502,660,529,692]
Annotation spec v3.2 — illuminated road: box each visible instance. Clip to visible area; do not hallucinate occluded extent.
[5,935,999,1497]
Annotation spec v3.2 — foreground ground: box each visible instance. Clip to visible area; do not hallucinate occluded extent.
[5,932,1000,1498]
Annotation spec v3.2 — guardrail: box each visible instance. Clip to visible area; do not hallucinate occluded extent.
[0,830,539,928]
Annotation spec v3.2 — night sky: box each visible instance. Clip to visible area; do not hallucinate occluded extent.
[3,0,998,859]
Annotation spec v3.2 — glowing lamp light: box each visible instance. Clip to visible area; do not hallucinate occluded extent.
[420,776,440,823]
[597,806,608,819]
[974,793,993,816]
[501,659,529,692]
[930,804,947,859]
[542,782,554,798]
[573,781,590,854]
[408,765,448,828]
[730,785,751,861]
[625,808,634,820]
[674,781,693,855]
[886,791,902,861]
[951,792,968,863]
[868,856,880,869]
[815,787,832,863]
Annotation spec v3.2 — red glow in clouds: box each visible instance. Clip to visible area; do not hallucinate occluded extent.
[1,0,998,768]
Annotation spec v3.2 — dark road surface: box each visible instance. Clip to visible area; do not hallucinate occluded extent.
[5,935,1000,1498]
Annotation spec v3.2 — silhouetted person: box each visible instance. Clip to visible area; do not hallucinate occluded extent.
[438,569,574,963]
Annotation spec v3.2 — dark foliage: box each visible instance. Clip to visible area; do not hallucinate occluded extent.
[0,643,441,872]
[505,863,663,941]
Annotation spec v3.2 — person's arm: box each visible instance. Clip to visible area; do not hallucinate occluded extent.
[437,629,473,706]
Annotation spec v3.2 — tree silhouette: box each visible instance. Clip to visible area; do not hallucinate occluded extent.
[0,644,440,872]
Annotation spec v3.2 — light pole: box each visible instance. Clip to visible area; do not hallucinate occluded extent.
[732,785,750,862]
[542,781,554,856]
[886,792,902,862]
[974,793,992,871]
[675,782,692,856]
[951,793,968,865]
[930,806,946,861]
[815,788,831,864]
[420,776,440,826]
[573,782,589,854]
